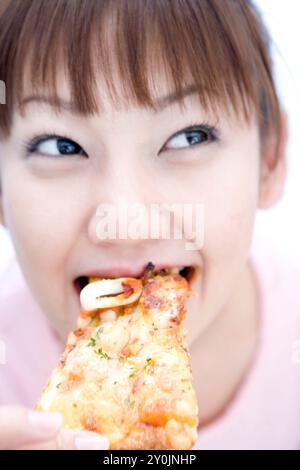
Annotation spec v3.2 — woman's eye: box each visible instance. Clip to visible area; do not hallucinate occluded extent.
[26,135,87,157]
[163,125,217,151]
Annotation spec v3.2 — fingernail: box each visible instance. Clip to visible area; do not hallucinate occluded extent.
[75,435,110,450]
[28,411,62,435]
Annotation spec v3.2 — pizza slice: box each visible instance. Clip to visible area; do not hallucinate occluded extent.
[36,263,199,449]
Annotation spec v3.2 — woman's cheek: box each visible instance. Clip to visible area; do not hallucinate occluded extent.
[203,152,259,262]
[2,170,79,282]
[1,173,83,332]
[196,156,259,323]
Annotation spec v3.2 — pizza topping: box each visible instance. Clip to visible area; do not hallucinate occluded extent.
[95,347,111,360]
[80,278,143,311]
[74,328,85,337]
[100,309,117,322]
[88,315,99,326]
[81,412,99,432]
[87,337,96,347]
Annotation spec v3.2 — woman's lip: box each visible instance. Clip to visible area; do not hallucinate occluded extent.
[81,266,151,279]
[73,264,199,296]
[75,263,196,280]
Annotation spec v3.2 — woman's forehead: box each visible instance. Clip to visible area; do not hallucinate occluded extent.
[19,67,202,117]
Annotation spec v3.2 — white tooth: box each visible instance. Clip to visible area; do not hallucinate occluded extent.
[169,267,182,274]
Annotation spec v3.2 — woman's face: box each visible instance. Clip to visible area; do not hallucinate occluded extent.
[0,74,262,343]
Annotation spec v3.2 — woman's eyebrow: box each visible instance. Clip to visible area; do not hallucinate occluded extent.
[20,84,199,114]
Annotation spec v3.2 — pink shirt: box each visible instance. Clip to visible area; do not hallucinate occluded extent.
[0,237,299,450]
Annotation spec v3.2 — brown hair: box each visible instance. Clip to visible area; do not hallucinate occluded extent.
[0,0,281,163]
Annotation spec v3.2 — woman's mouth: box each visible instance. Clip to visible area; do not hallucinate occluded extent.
[73,264,197,297]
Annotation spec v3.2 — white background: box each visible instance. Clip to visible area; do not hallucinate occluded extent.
[0,0,300,273]
[254,0,300,262]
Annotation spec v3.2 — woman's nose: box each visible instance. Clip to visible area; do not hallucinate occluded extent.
[87,167,155,248]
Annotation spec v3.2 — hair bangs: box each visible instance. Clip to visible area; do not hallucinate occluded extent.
[0,0,281,148]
